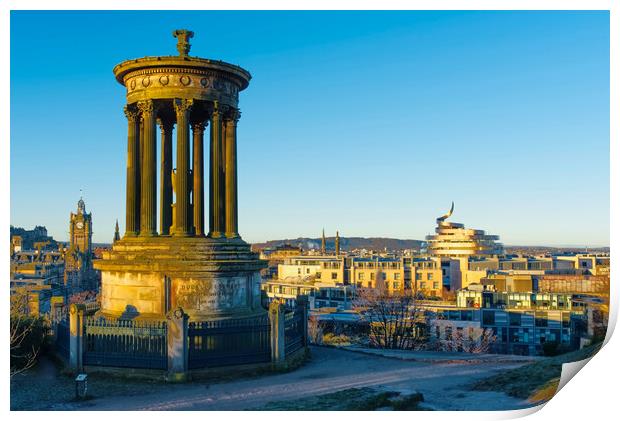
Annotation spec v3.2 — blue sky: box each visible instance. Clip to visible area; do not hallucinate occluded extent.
[10,11,609,246]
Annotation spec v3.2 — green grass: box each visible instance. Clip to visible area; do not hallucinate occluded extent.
[254,387,425,411]
[471,343,602,401]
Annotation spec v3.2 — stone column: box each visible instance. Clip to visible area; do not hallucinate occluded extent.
[173,99,193,236]
[69,303,85,373]
[137,100,157,236]
[124,105,140,236]
[166,307,189,382]
[192,122,206,236]
[159,118,174,235]
[224,110,239,238]
[137,115,144,233]
[209,103,225,238]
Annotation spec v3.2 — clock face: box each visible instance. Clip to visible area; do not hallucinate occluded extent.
[76,222,84,229]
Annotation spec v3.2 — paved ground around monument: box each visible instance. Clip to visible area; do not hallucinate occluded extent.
[11,346,536,411]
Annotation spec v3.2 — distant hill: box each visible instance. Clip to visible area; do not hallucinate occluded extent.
[252,237,424,252]
[504,245,609,255]
[252,238,608,254]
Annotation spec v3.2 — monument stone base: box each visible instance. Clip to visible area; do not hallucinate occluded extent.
[93,236,267,321]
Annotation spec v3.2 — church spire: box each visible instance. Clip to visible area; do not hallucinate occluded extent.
[335,230,340,256]
[321,228,326,254]
[113,219,121,244]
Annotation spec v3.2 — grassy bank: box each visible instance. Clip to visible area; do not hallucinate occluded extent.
[471,343,602,402]
[255,387,426,411]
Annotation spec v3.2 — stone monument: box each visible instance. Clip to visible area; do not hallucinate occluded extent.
[94,30,267,322]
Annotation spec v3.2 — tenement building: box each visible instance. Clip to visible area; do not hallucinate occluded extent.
[94,30,267,321]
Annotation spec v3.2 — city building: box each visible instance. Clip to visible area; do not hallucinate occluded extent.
[552,254,610,276]
[480,273,534,293]
[350,257,405,293]
[456,288,580,311]
[10,225,58,254]
[278,255,347,285]
[411,257,443,297]
[262,277,354,310]
[423,203,503,257]
[537,274,610,295]
[427,304,585,356]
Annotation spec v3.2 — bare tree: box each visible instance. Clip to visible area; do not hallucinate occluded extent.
[307,315,324,345]
[354,288,426,350]
[429,320,496,354]
[10,290,45,377]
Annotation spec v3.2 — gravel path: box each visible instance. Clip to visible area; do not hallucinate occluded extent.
[58,346,532,411]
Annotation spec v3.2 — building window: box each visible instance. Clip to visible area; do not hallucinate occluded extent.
[358,272,365,280]
[393,282,400,289]
[427,273,433,280]
[482,310,495,325]
[416,273,422,280]
[382,273,387,281]
[316,272,321,279]
[394,273,401,280]
[331,272,337,280]
[433,282,439,289]
[420,282,426,289]
[535,312,548,327]
[370,273,375,281]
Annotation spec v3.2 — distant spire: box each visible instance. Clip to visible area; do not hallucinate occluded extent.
[335,230,340,256]
[113,219,121,244]
[321,228,326,254]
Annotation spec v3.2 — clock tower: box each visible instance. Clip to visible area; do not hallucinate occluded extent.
[69,197,92,253]
[64,196,97,292]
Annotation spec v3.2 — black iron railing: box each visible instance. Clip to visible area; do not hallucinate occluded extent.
[83,318,167,370]
[55,318,70,361]
[188,314,271,369]
[284,307,305,356]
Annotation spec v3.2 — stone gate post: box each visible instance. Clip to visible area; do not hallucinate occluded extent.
[297,295,309,348]
[166,307,189,382]
[269,300,286,365]
[69,303,85,373]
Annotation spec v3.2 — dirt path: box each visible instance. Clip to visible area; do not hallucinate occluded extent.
[74,347,531,411]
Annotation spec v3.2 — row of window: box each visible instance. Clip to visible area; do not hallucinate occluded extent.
[355,281,401,289]
[419,281,441,290]
[357,272,401,281]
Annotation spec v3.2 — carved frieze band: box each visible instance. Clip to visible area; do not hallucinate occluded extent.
[124,68,240,98]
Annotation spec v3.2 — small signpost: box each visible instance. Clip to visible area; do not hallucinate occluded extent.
[75,373,88,399]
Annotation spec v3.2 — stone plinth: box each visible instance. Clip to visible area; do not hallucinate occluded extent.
[94,236,266,321]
